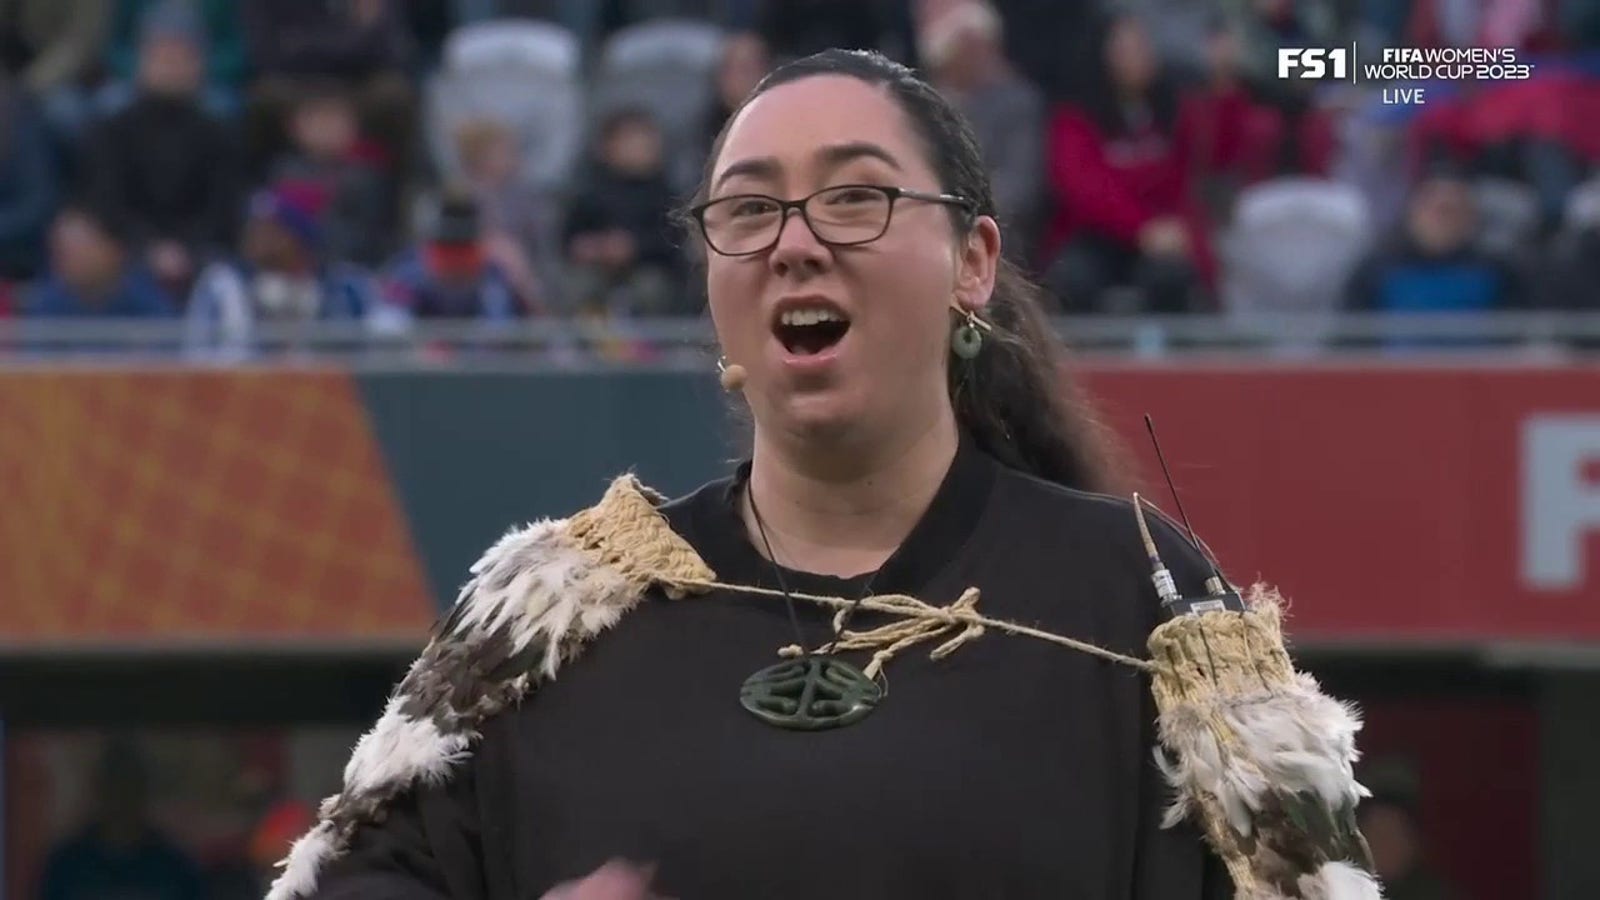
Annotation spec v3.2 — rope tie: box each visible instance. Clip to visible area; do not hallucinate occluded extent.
[681,579,1157,673]
[564,476,1159,675]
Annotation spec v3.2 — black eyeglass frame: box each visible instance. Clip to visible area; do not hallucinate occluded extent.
[689,184,978,257]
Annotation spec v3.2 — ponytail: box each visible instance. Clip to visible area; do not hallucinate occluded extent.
[951,260,1129,495]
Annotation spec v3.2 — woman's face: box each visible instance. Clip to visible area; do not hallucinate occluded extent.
[1407,177,1477,254]
[51,213,125,289]
[1106,18,1157,92]
[716,34,769,107]
[702,75,999,441]
[1205,26,1241,77]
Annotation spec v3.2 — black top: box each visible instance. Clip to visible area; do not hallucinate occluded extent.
[84,94,241,252]
[312,431,1230,899]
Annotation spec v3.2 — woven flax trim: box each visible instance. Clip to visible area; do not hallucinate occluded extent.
[1146,587,1295,711]
[566,474,717,598]
[1145,588,1302,898]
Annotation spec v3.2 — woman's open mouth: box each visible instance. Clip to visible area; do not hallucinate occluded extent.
[772,305,851,357]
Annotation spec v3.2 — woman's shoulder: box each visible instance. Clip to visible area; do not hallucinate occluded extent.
[988,464,1217,595]
[651,469,739,540]
[656,471,735,513]
[992,463,1147,533]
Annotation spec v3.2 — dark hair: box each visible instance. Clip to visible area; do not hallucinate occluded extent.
[428,184,482,244]
[599,106,661,143]
[292,79,355,114]
[57,201,132,247]
[1077,12,1179,136]
[679,49,1126,494]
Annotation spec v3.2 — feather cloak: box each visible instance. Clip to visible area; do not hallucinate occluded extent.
[266,475,1382,900]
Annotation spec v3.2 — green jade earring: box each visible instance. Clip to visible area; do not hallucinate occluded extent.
[951,306,989,359]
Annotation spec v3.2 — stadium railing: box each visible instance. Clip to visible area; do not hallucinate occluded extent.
[2,312,1598,363]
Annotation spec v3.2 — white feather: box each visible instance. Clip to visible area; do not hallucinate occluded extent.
[1302,860,1386,899]
[1157,675,1373,880]
[1225,676,1369,810]
[265,822,339,900]
[342,695,472,797]
[269,516,645,899]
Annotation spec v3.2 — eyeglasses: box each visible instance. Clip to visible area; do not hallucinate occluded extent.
[689,184,976,257]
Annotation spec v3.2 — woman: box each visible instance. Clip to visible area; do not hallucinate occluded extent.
[1041,13,1213,314]
[271,49,1234,899]
[700,32,771,162]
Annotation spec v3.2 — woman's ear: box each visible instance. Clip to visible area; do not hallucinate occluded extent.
[954,215,1002,312]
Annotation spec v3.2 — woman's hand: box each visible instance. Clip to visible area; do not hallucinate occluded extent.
[540,859,672,900]
[1137,217,1191,259]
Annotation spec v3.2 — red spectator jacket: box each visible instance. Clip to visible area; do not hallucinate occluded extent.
[1042,104,1217,284]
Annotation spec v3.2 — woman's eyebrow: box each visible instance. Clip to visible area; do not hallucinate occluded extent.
[816,141,903,174]
[712,141,904,193]
[713,156,780,192]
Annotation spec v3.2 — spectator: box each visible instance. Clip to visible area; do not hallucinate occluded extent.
[22,205,174,317]
[1111,0,1218,79]
[1230,0,1342,178]
[1178,15,1312,229]
[563,108,685,317]
[1410,78,1590,235]
[1041,12,1210,313]
[80,1,240,295]
[102,0,247,114]
[1344,166,1524,314]
[241,0,415,178]
[1230,0,1342,89]
[702,32,771,159]
[381,187,523,321]
[185,185,374,358]
[920,0,1044,264]
[454,118,558,310]
[970,0,1101,103]
[0,68,58,282]
[269,84,393,266]
[0,0,113,136]
[37,739,203,900]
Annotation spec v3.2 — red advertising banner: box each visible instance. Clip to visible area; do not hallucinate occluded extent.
[1083,362,1600,642]
[1,364,1594,646]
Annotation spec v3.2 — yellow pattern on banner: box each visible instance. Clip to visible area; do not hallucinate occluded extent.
[0,370,433,643]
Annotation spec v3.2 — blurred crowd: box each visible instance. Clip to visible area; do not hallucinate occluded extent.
[28,736,317,900]
[26,736,1458,900]
[3,0,1600,356]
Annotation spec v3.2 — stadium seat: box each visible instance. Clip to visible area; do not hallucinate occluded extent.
[1219,177,1372,321]
[599,17,724,74]
[590,18,724,190]
[1562,176,1600,231]
[1472,177,1540,256]
[427,21,586,191]
[444,19,582,78]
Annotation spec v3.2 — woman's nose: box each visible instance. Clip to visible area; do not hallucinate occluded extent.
[768,208,829,278]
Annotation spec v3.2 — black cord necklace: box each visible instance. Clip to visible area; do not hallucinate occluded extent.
[737,481,885,730]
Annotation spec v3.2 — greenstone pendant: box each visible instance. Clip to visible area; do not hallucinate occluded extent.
[951,323,983,359]
[739,656,882,730]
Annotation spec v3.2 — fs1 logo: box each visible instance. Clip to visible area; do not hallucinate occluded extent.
[1278,47,1349,80]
